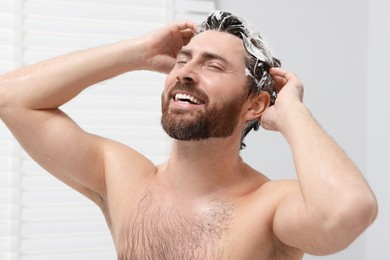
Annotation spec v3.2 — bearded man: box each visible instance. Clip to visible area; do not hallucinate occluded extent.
[0,11,377,259]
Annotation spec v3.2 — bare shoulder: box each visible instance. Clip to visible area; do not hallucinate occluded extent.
[100,138,157,222]
[259,179,300,199]
[241,164,299,204]
[233,176,303,259]
[245,178,301,219]
[102,138,157,186]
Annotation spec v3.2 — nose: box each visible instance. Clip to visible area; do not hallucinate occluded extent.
[176,61,198,84]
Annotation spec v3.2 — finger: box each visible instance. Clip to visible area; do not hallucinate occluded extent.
[181,28,196,39]
[176,21,197,31]
[271,73,288,91]
[270,68,302,89]
[270,67,299,82]
[272,75,287,91]
[175,21,197,45]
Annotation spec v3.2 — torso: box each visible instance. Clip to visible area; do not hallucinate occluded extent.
[102,148,303,260]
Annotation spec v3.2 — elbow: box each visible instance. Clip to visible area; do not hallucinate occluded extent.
[342,188,378,237]
[0,77,7,117]
[0,75,18,119]
[311,190,378,255]
[345,190,378,235]
[0,76,10,111]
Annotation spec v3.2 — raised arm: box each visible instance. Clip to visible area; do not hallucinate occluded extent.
[262,68,377,255]
[0,21,196,205]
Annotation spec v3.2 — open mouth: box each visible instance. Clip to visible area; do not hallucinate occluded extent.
[173,93,205,105]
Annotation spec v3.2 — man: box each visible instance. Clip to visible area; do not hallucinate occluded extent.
[0,11,377,259]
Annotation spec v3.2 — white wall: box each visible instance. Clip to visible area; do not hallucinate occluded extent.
[216,0,389,259]
[366,0,390,259]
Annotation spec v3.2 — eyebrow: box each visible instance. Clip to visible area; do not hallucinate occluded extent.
[178,48,229,64]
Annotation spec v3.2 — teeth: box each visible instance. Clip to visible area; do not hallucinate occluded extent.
[174,93,202,105]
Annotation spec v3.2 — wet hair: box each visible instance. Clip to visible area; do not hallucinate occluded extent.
[197,11,281,149]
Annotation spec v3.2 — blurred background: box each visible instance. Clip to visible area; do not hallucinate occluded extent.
[0,0,388,259]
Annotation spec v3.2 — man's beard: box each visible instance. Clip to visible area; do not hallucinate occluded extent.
[161,82,247,141]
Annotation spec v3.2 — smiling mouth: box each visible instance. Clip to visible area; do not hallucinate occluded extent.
[174,93,205,105]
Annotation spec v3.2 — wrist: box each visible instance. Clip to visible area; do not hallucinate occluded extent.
[278,101,313,138]
[115,37,149,72]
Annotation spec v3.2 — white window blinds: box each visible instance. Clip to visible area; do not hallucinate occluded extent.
[0,0,215,259]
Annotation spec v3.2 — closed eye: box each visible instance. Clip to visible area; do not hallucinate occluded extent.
[176,57,189,65]
[205,62,224,71]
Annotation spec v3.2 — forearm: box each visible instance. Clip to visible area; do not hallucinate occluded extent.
[269,68,377,253]
[0,38,142,110]
[282,102,377,221]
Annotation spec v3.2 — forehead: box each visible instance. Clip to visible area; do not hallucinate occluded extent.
[186,30,246,61]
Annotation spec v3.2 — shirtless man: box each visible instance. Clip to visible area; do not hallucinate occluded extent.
[0,11,377,259]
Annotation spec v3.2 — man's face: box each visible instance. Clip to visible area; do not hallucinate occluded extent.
[161,30,249,141]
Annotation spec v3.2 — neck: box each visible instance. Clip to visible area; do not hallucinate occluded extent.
[158,135,247,198]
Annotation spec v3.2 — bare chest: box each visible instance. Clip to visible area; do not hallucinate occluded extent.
[111,186,302,260]
[115,188,235,260]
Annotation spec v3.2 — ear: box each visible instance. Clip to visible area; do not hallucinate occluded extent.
[244,91,270,121]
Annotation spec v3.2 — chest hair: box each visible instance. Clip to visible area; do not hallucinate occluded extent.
[117,188,235,260]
